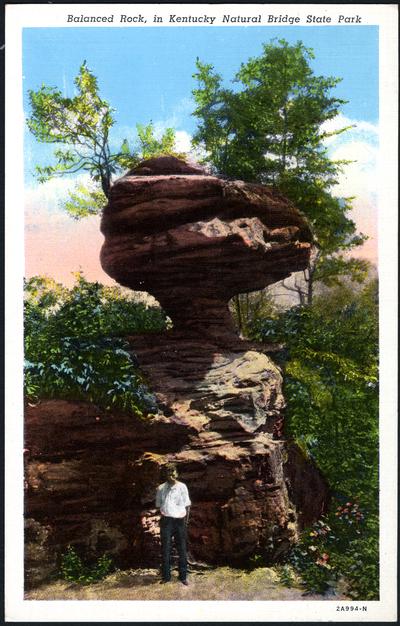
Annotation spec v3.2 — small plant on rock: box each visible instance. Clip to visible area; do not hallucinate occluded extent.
[275,563,296,588]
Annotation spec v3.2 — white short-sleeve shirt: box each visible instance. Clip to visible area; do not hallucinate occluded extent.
[156,481,191,518]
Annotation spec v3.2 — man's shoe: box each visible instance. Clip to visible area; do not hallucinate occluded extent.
[160,579,171,584]
[180,579,189,586]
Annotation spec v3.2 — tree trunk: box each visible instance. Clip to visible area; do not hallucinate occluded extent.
[101,172,111,199]
[233,295,243,334]
[306,273,314,306]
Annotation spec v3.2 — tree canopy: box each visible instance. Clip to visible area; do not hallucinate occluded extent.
[24,274,168,414]
[251,277,379,598]
[27,61,118,198]
[27,62,184,217]
[192,39,369,304]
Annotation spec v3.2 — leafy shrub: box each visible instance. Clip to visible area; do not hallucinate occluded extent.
[288,501,378,599]
[247,553,263,569]
[275,564,296,588]
[251,280,379,599]
[60,546,113,584]
[24,274,167,415]
[251,281,378,503]
[331,509,379,600]
[289,516,338,594]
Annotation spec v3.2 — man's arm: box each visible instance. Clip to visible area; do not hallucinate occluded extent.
[185,505,191,526]
[155,485,162,511]
[182,483,191,525]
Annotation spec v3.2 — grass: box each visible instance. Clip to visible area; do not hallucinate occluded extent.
[25,566,348,601]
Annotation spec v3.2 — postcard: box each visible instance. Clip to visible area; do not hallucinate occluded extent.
[4,3,398,622]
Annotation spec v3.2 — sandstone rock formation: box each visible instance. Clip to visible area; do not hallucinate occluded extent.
[100,156,312,335]
[25,395,327,587]
[24,157,329,587]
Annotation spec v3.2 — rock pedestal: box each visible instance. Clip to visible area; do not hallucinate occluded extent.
[100,156,312,336]
[24,158,329,586]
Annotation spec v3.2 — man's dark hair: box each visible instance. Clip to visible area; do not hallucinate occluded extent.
[163,462,178,478]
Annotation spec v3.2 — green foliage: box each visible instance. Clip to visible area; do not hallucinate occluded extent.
[115,122,186,171]
[229,289,282,336]
[289,502,378,599]
[24,274,167,415]
[27,61,117,197]
[313,254,369,287]
[60,546,113,585]
[193,40,346,182]
[192,39,367,302]
[136,123,179,160]
[275,564,296,588]
[253,280,378,501]
[27,63,186,217]
[63,184,107,220]
[332,512,379,600]
[247,553,264,569]
[252,279,379,598]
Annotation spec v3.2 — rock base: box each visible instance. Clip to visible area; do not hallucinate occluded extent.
[25,335,328,586]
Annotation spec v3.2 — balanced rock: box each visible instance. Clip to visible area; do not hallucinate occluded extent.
[100,156,312,334]
[100,157,327,559]
[24,158,328,586]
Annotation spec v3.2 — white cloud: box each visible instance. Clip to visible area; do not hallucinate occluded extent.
[331,140,378,199]
[321,115,379,199]
[321,114,379,147]
[174,130,193,153]
[25,174,92,228]
[156,96,195,129]
[321,115,379,262]
[25,175,84,205]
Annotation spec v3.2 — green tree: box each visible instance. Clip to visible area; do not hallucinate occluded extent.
[252,278,379,598]
[27,61,118,198]
[229,289,282,337]
[27,62,184,218]
[252,278,379,503]
[192,39,368,307]
[24,274,168,414]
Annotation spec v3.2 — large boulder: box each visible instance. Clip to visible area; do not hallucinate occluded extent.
[100,156,312,334]
[25,397,328,585]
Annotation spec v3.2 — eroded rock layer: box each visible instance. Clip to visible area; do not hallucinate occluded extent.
[100,156,312,333]
[25,396,327,587]
[25,158,328,587]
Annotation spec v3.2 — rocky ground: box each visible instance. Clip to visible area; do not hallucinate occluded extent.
[25,566,347,601]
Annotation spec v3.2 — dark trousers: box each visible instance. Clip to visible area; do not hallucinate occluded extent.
[160,516,187,581]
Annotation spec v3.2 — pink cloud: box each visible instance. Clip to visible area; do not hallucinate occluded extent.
[25,212,116,287]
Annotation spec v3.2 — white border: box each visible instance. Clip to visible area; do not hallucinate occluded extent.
[3,3,399,27]
[5,3,398,622]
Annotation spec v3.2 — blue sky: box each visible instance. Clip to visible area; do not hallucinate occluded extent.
[23,26,378,173]
[23,25,380,283]
[23,26,378,122]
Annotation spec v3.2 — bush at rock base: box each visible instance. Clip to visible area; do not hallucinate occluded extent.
[60,546,113,585]
[24,274,167,416]
[285,501,378,599]
[250,279,379,599]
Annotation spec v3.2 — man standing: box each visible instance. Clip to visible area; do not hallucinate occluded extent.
[155,463,191,585]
